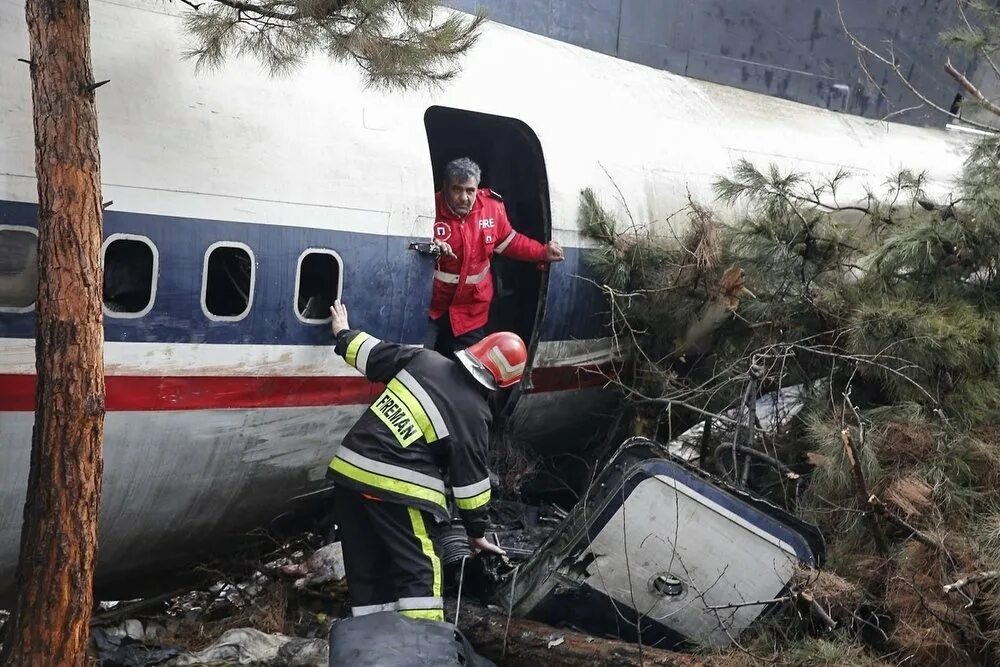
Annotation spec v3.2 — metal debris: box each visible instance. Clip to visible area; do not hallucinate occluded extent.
[496,437,825,648]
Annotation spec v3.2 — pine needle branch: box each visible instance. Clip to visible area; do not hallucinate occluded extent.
[182,0,485,89]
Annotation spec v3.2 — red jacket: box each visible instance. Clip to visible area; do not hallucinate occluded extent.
[430,188,546,335]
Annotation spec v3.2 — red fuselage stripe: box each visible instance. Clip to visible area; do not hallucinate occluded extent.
[0,365,612,411]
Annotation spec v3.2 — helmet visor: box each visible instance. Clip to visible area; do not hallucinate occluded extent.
[455,349,498,391]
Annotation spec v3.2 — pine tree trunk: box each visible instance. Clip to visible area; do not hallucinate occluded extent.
[0,0,105,664]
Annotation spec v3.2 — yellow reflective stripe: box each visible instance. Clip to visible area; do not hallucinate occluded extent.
[399,609,444,621]
[408,507,442,598]
[331,458,447,509]
[396,370,449,441]
[387,378,436,442]
[345,332,373,370]
[455,489,491,511]
[333,447,446,492]
[371,387,422,447]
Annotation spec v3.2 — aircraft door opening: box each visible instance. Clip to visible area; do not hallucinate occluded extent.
[423,106,552,411]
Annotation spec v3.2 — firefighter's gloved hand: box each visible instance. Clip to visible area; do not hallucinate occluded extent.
[468,535,506,557]
[330,300,350,336]
[433,238,456,258]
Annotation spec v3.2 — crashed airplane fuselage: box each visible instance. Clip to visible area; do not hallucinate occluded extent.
[0,0,964,602]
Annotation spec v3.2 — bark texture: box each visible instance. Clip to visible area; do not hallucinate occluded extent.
[1,0,105,664]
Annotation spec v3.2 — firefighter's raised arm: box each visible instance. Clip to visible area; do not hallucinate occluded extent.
[330,301,420,383]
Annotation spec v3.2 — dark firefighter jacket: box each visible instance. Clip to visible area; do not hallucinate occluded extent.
[327,329,493,537]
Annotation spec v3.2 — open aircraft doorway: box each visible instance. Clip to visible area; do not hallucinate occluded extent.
[423,106,553,421]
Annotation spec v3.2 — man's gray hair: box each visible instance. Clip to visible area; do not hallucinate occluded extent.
[444,157,481,186]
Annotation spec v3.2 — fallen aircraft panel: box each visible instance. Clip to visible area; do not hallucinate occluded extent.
[499,437,824,649]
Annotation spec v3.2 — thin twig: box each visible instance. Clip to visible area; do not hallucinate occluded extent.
[707,596,792,610]
[956,0,1000,81]
[881,103,926,122]
[836,0,1000,132]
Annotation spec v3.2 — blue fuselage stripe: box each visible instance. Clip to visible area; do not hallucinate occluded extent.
[0,201,607,345]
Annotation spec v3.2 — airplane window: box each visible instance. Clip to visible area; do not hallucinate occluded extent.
[295,249,342,323]
[103,235,157,317]
[203,242,254,320]
[0,226,38,311]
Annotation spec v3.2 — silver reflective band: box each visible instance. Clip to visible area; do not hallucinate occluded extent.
[355,336,379,375]
[352,602,396,616]
[433,265,489,285]
[396,369,450,440]
[494,231,517,253]
[453,477,491,499]
[396,596,444,610]
[335,446,447,493]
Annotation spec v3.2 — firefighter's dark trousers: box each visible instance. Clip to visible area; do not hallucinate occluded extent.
[333,484,444,621]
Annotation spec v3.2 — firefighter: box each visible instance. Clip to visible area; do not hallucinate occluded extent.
[427,157,565,357]
[326,299,522,622]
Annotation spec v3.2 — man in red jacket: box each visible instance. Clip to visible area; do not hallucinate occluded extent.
[427,157,564,357]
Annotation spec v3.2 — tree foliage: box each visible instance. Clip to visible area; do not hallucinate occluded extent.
[580,136,1000,665]
[183,0,485,89]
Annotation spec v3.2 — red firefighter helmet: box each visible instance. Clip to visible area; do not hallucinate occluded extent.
[455,332,528,390]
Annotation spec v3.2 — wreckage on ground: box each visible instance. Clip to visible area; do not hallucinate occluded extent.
[489,436,824,649]
[76,386,824,664]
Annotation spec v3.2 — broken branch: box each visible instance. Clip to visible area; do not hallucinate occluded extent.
[867,494,945,551]
[796,591,837,632]
[840,429,889,554]
[452,601,704,667]
[80,79,110,94]
[943,570,1000,594]
[945,57,1000,117]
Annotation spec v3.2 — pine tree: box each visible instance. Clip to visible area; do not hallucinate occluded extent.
[0,1,105,665]
[581,142,1000,666]
[183,0,485,89]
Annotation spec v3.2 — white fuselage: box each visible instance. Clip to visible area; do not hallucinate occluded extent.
[0,0,969,599]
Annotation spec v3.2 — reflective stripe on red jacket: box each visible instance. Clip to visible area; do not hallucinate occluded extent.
[430,188,546,336]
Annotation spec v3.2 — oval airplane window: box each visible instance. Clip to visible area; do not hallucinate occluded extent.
[0,226,38,313]
[202,242,255,321]
[294,248,343,324]
[103,234,158,318]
